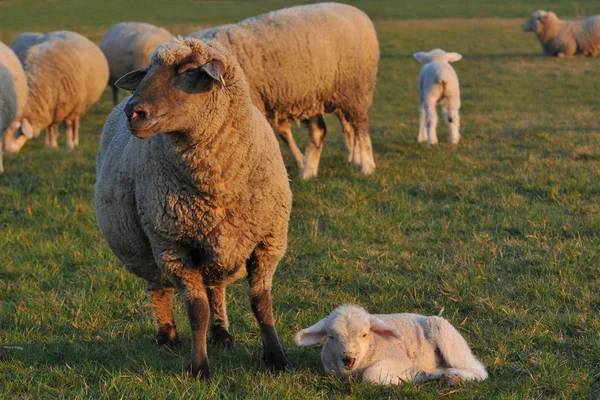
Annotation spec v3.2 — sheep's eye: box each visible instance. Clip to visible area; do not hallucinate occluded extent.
[184,69,197,76]
[362,333,368,338]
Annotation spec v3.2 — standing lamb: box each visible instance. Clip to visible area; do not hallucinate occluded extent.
[95,37,292,379]
[100,22,172,105]
[188,2,379,179]
[0,41,28,172]
[522,11,600,57]
[9,32,43,63]
[0,64,18,174]
[6,31,109,152]
[296,305,488,385]
[413,49,462,146]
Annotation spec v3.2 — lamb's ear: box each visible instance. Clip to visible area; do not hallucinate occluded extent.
[413,52,431,64]
[295,317,330,346]
[446,52,463,63]
[369,316,403,341]
[115,67,150,91]
[201,59,226,88]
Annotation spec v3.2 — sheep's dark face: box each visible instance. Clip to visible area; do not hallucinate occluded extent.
[116,38,230,139]
[522,10,549,33]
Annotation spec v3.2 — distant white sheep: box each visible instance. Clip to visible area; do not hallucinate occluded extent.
[522,11,600,57]
[413,49,462,146]
[296,305,488,385]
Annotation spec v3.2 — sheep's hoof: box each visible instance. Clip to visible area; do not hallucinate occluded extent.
[360,162,376,175]
[186,362,211,381]
[209,326,235,346]
[264,350,293,372]
[441,373,464,386]
[154,325,181,346]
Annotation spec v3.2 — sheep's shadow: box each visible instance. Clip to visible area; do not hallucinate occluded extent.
[381,52,544,60]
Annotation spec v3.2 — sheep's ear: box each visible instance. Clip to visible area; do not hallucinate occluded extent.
[295,317,330,346]
[369,316,403,341]
[115,67,150,91]
[19,119,33,139]
[446,52,463,63]
[413,52,431,64]
[201,59,226,88]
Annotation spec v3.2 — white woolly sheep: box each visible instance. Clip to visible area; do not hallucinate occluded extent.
[296,305,488,385]
[523,11,600,57]
[95,37,292,380]
[0,41,28,172]
[188,2,379,178]
[0,63,18,174]
[7,31,109,152]
[10,32,43,64]
[413,49,462,146]
[100,22,172,105]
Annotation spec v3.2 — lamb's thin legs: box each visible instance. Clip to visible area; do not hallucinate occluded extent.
[73,116,81,147]
[275,121,304,172]
[424,101,438,145]
[146,283,180,345]
[246,249,291,371]
[442,99,460,145]
[207,285,234,346]
[300,115,327,179]
[418,104,427,143]
[349,112,376,175]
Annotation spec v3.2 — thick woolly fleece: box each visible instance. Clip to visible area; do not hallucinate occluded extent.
[95,38,292,377]
[100,22,172,103]
[189,2,379,176]
[0,63,18,173]
[10,32,43,64]
[0,41,28,122]
[523,10,600,57]
[19,31,109,140]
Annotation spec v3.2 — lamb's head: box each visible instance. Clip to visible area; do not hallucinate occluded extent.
[116,37,244,139]
[295,305,402,376]
[522,10,558,33]
[413,49,462,64]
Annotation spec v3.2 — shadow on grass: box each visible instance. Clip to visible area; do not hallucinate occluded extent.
[382,52,544,59]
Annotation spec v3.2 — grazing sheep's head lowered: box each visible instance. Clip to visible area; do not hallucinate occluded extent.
[295,305,402,376]
[522,10,557,33]
[116,37,239,139]
[413,48,462,64]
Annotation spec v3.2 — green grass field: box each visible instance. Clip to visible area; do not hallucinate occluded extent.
[1,1,600,398]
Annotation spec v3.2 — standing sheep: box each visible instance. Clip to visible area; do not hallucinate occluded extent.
[189,2,379,179]
[95,37,292,379]
[0,41,28,171]
[296,305,488,385]
[522,11,600,57]
[10,32,43,63]
[7,31,109,152]
[100,22,172,105]
[413,49,462,146]
[0,64,18,174]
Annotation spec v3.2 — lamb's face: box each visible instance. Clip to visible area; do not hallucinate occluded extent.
[324,310,372,375]
[523,10,548,33]
[115,38,231,139]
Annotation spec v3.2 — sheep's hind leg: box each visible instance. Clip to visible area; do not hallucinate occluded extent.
[300,115,327,179]
[146,282,180,346]
[208,285,235,346]
[335,109,360,165]
[246,247,291,371]
[73,116,80,147]
[417,103,427,143]
[275,121,304,172]
[44,125,58,149]
[424,101,438,145]
[348,110,376,175]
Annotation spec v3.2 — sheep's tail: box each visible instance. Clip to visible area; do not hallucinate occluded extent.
[426,317,488,381]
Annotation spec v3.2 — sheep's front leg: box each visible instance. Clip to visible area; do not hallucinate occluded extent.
[363,360,414,385]
[246,248,291,371]
[275,121,305,172]
[417,103,427,143]
[207,285,235,346]
[300,115,327,179]
[146,282,180,346]
[73,116,80,147]
[44,125,58,149]
[65,119,75,150]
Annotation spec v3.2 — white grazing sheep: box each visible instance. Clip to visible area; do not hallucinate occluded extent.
[413,49,462,146]
[522,11,600,57]
[10,32,43,64]
[0,41,28,171]
[100,22,172,105]
[188,2,379,179]
[7,31,109,152]
[296,305,488,385]
[0,64,18,173]
[95,37,292,380]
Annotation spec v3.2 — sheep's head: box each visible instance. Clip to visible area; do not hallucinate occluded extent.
[522,10,557,33]
[116,37,242,140]
[295,305,402,376]
[413,49,462,64]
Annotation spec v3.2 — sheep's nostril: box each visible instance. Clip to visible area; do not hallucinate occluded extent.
[343,357,356,368]
[131,110,146,120]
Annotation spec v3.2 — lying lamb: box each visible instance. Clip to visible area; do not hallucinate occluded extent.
[295,305,488,385]
[95,37,292,380]
[413,49,462,146]
[522,11,600,57]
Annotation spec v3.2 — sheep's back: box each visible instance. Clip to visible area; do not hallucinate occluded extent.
[0,64,17,132]
[0,41,28,120]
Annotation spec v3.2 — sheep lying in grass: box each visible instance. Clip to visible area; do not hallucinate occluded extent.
[95,37,292,380]
[100,22,173,105]
[296,305,488,385]
[188,2,379,178]
[522,11,600,57]
[413,49,462,146]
